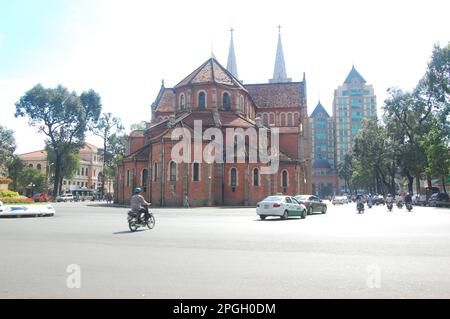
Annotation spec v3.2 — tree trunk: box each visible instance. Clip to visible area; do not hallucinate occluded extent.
[59,175,64,194]
[416,173,421,195]
[102,137,107,198]
[442,176,447,194]
[53,154,62,197]
[406,171,414,194]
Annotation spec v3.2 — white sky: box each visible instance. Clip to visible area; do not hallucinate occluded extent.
[1,0,449,154]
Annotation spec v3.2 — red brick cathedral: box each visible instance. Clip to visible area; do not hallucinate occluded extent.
[116,30,312,206]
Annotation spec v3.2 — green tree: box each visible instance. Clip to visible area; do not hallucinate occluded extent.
[100,132,127,196]
[92,113,124,197]
[15,84,102,196]
[19,167,48,196]
[130,121,147,131]
[46,145,80,194]
[6,155,24,191]
[337,154,354,195]
[353,119,396,195]
[421,121,450,193]
[0,124,16,175]
[382,88,431,194]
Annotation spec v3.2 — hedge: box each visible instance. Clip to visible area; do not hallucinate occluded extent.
[0,198,34,204]
[0,190,20,198]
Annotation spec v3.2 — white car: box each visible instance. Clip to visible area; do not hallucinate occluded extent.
[56,194,74,202]
[256,195,307,220]
[332,196,348,205]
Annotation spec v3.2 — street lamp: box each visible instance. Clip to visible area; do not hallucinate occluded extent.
[28,183,36,198]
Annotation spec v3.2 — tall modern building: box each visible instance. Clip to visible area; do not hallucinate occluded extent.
[309,102,337,196]
[333,66,377,192]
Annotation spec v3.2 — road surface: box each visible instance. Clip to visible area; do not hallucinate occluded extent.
[0,202,449,298]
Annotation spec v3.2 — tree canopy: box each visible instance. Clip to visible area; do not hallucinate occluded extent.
[15,84,102,196]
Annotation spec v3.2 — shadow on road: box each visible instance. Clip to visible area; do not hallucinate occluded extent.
[255,218,303,222]
[113,230,148,235]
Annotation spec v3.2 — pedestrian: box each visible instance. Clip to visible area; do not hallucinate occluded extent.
[184,193,190,209]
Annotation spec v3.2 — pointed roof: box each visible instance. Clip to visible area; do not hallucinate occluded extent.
[344,65,366,84]
[270,30,291,83]
[226,28,238,79]
[175,57,245,90]
[310,101,330,118]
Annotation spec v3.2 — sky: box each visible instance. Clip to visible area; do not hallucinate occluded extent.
[1,0,449,154]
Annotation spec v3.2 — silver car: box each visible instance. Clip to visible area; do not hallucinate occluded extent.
[256,195,307,220]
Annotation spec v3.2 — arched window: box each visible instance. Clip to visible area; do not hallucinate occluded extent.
[81,168,84,176]
[141,169,148,190]
[169,161,177,182]
[282,170,289,189]
[263,114,269,126]
[230,168,238,188]
[126,170,130,187]
[28,163,33,169]
[281,113,286,126]
[270,113,275,125]
[193,162,200,182]
[287,113,293,126]
[179,93,185,110]
[36,164,42,172]
[153,163,158,182]
[222,92,231,110]
[198,91,206,109]
[239,95,244,112]
[253,168,260,187]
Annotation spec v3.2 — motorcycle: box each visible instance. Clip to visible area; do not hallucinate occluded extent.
[406,202,413,212]
[367,201,373,209]
[357,202,365,214]
[397,201,403,209]
[387,202,393,212]
[127,207,155,232]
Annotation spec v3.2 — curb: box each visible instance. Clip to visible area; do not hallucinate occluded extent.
[0,213,54,219]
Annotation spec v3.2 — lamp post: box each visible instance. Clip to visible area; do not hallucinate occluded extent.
[28,183,36,198]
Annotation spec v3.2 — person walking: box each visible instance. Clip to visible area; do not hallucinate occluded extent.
[184,193,190,209]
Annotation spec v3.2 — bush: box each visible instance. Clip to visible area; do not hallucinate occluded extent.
[0,190,20,198]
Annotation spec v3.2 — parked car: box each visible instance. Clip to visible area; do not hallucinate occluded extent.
[412,194,427,206]
[372,195,385,205]
[32,193,49,202]
[428,192,450,208]
[332,196,348,205]
[293,195,327,215]
[256,195,307,220]
[56,194,74,202]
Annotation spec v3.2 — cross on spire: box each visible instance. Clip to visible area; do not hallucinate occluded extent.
[277,24,282,34]
[230,27,234,37]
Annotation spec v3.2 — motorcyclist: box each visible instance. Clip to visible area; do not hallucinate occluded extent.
[355,194,363,212]
[367,193,373,207]
[405,192,412,204]
[386,193,394,206]
[130,187,150,222]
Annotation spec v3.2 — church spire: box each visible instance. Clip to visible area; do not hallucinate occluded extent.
[270,25,291,83]
[226,27,238,79]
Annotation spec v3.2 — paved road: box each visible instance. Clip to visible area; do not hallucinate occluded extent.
[1,202,449,298]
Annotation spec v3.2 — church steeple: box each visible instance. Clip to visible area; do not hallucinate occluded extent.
[226,27,238,79]
[270,25,291,83]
